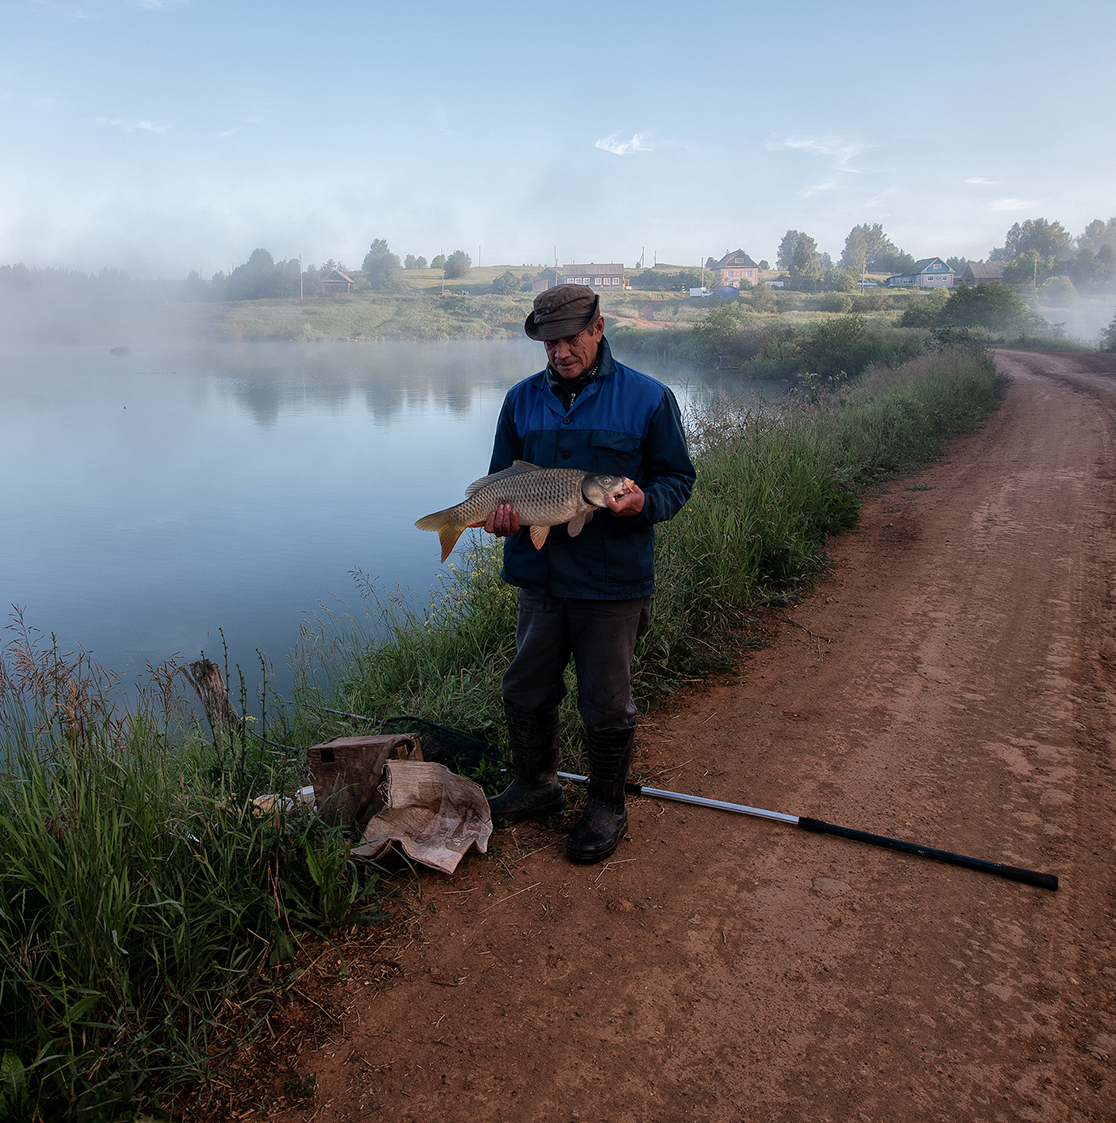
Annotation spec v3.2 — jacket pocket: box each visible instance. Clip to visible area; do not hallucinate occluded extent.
[588,429,643,476]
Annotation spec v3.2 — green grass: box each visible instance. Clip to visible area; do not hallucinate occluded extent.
[0,624,379,1120]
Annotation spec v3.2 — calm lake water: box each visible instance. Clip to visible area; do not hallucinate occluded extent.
[1,340,783,701]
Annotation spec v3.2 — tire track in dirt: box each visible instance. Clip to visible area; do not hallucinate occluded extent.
[233,350,1116,1123]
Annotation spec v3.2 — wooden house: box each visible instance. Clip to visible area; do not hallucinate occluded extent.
[321,269,355,294]
[957,262,1005,286]
[531,267,565,293]
[560,263,628,291]
[714,249,760,289]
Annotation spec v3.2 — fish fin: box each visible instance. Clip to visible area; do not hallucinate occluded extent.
[567,510,593,537]
[464,461,542,498]
[414,511,464,563]
[529,523,550,550]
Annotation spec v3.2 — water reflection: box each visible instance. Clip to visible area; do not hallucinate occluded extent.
[0,339,783,700]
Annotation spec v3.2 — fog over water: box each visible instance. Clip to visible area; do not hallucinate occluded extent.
[0,339,781,702]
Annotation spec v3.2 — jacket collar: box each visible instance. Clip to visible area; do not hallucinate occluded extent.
[537,337,616,415]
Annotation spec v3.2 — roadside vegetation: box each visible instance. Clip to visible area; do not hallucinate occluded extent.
[0,338,1006,1120]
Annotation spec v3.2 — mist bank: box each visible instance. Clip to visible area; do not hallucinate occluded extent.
[2,265,1113,352]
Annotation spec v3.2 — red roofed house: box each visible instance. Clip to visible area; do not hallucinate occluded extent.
[321,269,355,294]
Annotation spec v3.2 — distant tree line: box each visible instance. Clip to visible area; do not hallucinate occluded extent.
[178,239,477,301]
[985,216,1116,293]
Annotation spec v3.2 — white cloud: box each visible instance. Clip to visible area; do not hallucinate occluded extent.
[97,116,170,133]
[865,187,896,207]
[801,179,839,198]
[134,0,191,9]
[965,177,1001,185]
[767,134,866,173]
[595,132,653,155]
[991,197,1035,211]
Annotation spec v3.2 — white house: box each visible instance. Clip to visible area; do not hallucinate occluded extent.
[885,258,955,288]
[561,263,628,291]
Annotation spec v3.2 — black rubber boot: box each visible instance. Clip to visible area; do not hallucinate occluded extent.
[487,703,565,824]
[566,726,635,864]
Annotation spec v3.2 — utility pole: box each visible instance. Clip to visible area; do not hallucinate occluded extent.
[299,254,303,301]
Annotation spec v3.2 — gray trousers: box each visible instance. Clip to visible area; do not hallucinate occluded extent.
[501,589,651,734]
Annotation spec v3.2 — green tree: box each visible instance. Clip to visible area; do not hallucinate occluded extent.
[999,218,1073,262]
[705,256,720,270]
[800,315,882,381]
[934,282,1049,335]
[1077,218,1116,254]
[790,235,824,290]
[776,230,804,270]
[362,239,403,290]
[843,223,915,275]
[897,288,951,328]
[430,253,446,271]
[839,226,868,274]
[224,248,295,300]
[1002,249,1057,289]
[748,280,777,311]
[444,250,472,279]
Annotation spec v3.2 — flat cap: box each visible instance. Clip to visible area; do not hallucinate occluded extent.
[524,283,601,341]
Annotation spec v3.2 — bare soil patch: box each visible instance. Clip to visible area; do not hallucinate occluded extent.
[204,349,1116,1122]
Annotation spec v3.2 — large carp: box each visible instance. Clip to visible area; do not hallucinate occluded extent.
[415,460,634,563]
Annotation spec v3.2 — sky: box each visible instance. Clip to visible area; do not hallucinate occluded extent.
[2,0,1114,279]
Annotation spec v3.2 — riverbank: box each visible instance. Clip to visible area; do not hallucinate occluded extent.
[1,342,1010,1119]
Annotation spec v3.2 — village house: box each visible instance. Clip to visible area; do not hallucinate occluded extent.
[957,262,1006,286]
[531,267,564,293]
[714,249,760,288]
[885,258,955,288]
[533,263,628,292]
[320,268,355,294]
[560,263,628,291]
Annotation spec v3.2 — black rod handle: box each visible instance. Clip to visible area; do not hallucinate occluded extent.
[797,817,1059,891]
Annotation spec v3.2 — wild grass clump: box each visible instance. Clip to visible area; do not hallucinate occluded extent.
[292,548,520,753]
[295,343,1005,750]
[0,619,375,1120]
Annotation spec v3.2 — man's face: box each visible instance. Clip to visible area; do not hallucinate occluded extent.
[544,316,605,380]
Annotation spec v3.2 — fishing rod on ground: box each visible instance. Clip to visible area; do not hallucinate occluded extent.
[558,771,1059,891]
[317,706,1059,892]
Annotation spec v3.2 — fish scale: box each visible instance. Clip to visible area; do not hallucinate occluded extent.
[416,460,634,563]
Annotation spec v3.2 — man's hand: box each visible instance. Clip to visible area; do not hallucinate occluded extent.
[606,482,645,518]
[485,503,521,536]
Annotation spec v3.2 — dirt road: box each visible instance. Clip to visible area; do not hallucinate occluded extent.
[238,350,1116,1122]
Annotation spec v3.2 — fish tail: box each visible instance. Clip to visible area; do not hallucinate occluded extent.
[414,510,465,563]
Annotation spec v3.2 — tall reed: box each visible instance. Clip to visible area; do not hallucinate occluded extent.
[0,619,371,1120]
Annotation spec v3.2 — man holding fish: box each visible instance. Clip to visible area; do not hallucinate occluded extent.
[484,283,695,863]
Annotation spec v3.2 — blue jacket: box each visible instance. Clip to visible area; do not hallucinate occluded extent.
[489,338,695,599]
